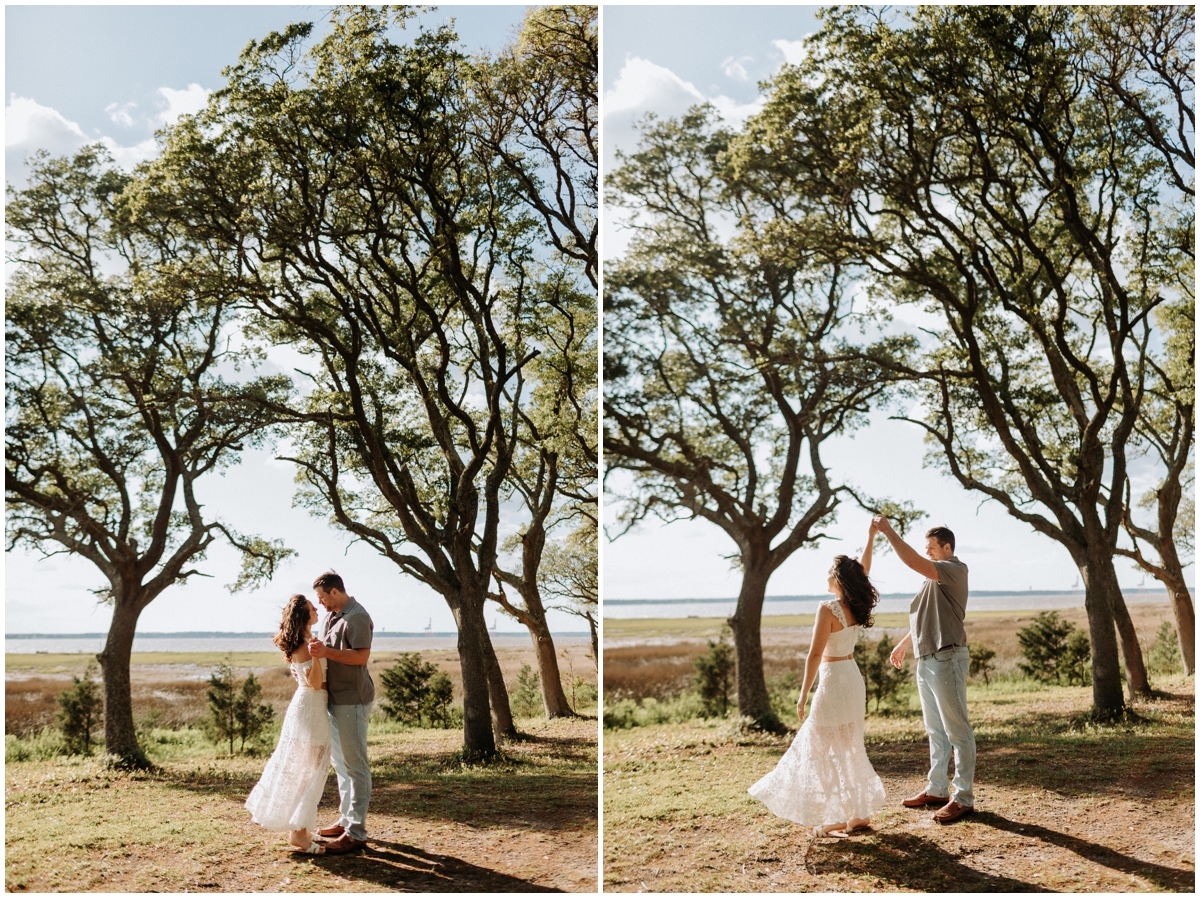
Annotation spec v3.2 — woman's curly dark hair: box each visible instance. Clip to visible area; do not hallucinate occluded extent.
[272,594,313,660]
[830,554,878,628]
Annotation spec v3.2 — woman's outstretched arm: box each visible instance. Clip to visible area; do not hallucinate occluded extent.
[862,519,879,576]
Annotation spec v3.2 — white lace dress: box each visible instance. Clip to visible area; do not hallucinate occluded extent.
[748,601,887,825]
[245,658,332,832]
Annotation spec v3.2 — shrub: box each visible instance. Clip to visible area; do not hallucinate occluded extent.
[1017,611,1088,684]
[200,658,274,754]
[6,727,69,762]
[968,644,997,685]
[421,670,456,728]
[55,662,103,754]
[511,664,543,717]
[379,653,438,724]
[1148,620,1183,675]
[602,693,706,729]
[694,628,735,718]
[855,633,910,713]
[1061,630,1092,686]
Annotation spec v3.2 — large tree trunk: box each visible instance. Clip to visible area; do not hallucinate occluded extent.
[481,630,518,741]
[95,596,150,767]
[585,611,598,671]
[1157,534,1196,676]
[454,595,498,760]
[726,561,785,733]
[1110,587,1152,699]
[1079,549,1129,716]
[529,615,575,717]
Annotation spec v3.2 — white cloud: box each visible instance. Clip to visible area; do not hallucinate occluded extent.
[773,38,809,66]
[721,55,753,82]
[6,94,158,182]
[105,101,137,127]
[604,55,704,118]
[156,83,210,125]
[6,94,86,150]
[709,93,767,128]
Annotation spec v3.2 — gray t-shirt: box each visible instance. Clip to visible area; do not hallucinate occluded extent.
[909,556,969,658]
[321,596,375,706]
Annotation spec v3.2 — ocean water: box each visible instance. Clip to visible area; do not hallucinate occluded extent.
[603,589,1173,619]
[5,632,590,655]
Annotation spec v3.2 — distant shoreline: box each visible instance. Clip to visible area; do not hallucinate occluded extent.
[604,588,1176,605]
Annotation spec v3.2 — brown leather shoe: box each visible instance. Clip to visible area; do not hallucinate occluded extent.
[316,824,345,838]
[322,833,367,854]
[933,800,974,824]
[902,791,949,808]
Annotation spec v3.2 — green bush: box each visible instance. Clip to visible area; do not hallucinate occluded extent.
[421,670,456,728]
[968,643,997,685]
[5,727,69,762]
[855,633,911,713]
[380,653,438,724]
[199,659,274,754]
[602,692,706,729]
[55,662,103,754]
[1148,620,1183,675]
[511,664,543,717]
[694,628,735,718]
[1017,611,1090,685]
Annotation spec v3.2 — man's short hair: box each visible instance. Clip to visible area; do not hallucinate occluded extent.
[925,526,955,552]
[313,571,345,593]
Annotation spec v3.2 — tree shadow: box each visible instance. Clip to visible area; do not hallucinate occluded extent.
[294,838,561,892]
[973,811,1194,891]
[867,733,1194,798]
[808,830,1050,892]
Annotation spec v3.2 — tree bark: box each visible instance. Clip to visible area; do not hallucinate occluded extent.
[481,631,518,741]
[726,561,785,733]
[1078,550,1130,716]
[529,617,575,717]
[454,595,498,760]
[1110,588,1152,698]
[95,596,150,766]
[1156,509,1196,675]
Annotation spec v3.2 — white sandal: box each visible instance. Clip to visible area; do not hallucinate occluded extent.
[811,824,849,839]
[291,840,325,855]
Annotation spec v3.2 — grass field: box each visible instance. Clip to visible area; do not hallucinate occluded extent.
[6,713,598,892]
[603,676,1194,892]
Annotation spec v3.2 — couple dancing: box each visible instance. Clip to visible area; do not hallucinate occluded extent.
[749,516,976,836]
[244,572,375,855]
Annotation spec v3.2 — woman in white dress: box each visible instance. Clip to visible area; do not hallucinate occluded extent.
[748,521,887,837]
[245,594,333,854]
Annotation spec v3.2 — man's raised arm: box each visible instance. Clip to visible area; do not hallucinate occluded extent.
[873,515,940,581]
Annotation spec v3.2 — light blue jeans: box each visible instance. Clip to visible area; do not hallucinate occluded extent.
[915,646,975,807]
[328,702,372,841]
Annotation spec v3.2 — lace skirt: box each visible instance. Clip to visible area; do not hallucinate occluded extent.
[245,684,332,832]
[748,659,886,826]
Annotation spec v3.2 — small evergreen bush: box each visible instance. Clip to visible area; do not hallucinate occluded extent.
[380,653,438,724]
[1148,620,1183,675]
[694,628,735,718]
[968,644,997,685]
[200,658,274,753]
[1017,611,1090,684]
[55,662,103,754]
[511,664,543,717]
[855,633,910,713]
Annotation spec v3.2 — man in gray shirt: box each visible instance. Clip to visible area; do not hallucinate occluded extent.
[308,571,375,853]
[875,517,976,824]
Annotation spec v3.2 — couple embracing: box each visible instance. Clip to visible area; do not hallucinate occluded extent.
[749,516,976,836]
[245,572,375,855]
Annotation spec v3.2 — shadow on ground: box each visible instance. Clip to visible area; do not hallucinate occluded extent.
[293,839,560,892]
[973,812,1194,891]
[808,830,1049,892]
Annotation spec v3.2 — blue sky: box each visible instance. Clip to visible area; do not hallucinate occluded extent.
[5,4,582,635]
[600,5,1188,603]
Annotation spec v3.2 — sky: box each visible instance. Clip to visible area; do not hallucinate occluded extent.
[600,5,1191,603]
[5,4,585,636]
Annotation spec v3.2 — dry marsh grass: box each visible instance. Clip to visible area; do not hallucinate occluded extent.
[604,604,1179,701]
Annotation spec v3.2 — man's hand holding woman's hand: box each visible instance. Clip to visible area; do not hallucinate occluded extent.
[308,639,328,659]
[872,514,895,537]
